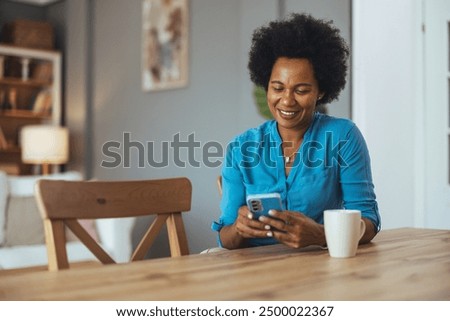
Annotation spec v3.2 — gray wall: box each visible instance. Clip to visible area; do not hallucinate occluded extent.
[91,0,242,255]
[61,0,91,177]
[0,0,46,25]
[285,0,351,119]
[236,0,352,127]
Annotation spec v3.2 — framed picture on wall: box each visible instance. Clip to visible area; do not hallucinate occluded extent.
[142,0,189,92]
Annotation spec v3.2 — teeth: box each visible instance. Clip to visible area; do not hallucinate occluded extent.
[280,110,295,116]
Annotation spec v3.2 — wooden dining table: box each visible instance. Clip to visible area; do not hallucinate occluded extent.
[0,228,449,300]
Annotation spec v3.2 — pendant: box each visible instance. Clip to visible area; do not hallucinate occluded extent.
[285,156,290,163]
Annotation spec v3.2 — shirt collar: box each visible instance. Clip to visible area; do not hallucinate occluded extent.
[269,112,319,143]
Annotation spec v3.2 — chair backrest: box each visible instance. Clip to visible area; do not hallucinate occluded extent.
[217,175,222,196]
[35,177,192,271]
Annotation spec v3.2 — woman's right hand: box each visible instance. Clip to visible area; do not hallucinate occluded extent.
[233,205,272,239]
[219,205,273,249]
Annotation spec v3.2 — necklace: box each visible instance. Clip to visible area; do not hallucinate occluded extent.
[284,150,297,164]
[283,140,302,164]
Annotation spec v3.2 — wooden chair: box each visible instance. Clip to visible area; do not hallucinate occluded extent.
[35,177,192,271]
[217,175,222,196]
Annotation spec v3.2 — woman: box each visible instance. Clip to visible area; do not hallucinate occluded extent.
[212,13,380,250]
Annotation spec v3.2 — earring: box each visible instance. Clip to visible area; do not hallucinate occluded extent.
[318,96,322,100]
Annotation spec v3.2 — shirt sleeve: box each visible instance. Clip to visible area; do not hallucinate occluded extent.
[211,139,246,246]
[339,125,381,232]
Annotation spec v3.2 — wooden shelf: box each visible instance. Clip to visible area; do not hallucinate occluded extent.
[0,109,51,120]
[0,77,52,88]
[0,148,32,175]
[0,146,21,162]
[0,44,61,175]
[0,146,20,152]
[0,43,60,56]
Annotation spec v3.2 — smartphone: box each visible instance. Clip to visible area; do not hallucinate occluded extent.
[246,193,283,219]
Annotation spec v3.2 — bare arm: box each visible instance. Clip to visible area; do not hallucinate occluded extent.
[219,224,247,249]
[360,218,377,244]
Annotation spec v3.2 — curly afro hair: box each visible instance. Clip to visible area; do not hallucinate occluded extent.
[248,13,349,105]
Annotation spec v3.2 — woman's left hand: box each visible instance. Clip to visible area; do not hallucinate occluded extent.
[258,210,326,248]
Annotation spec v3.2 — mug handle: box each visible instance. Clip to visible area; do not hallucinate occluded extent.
[359,219,366,240]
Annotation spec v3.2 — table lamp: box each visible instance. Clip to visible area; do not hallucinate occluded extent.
[20,125,69,175]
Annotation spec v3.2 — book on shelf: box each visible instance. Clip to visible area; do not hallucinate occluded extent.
[0,126,7,149]
[31,61,53,83]
[32,89,52,114]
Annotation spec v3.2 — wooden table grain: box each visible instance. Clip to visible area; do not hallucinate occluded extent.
[0,228,449,300]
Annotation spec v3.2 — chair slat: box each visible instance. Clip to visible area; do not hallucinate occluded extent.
[43,219,69,271]
[131,214,169,261]
[217,176,222,196]
[166,213,189,257]
[65,219,115,264]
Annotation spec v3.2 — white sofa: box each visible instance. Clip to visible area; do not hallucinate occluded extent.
[0,171,134,269]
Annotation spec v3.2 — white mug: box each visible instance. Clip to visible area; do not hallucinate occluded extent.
[324,209,366,258]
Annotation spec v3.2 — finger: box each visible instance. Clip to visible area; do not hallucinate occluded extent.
[268,210,293,229]
[239,206,274,229]
[268,209,282,219]
[239,230,273,238]
[237,207,256,222]
[236,221,273,238]
[236,212,271,231]
[258,215,288,231]
[268,209,292,222]
[272,230,297,247]
[238,206,252,219]
[247,218,270,230]
[261,210,296,231]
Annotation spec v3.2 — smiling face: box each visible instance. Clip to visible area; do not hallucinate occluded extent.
[267,57,323,138]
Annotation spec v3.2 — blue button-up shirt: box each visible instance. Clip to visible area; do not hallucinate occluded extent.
[212,112,381,247]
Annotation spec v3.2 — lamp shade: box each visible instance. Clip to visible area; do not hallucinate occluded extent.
[21,125,69,164]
